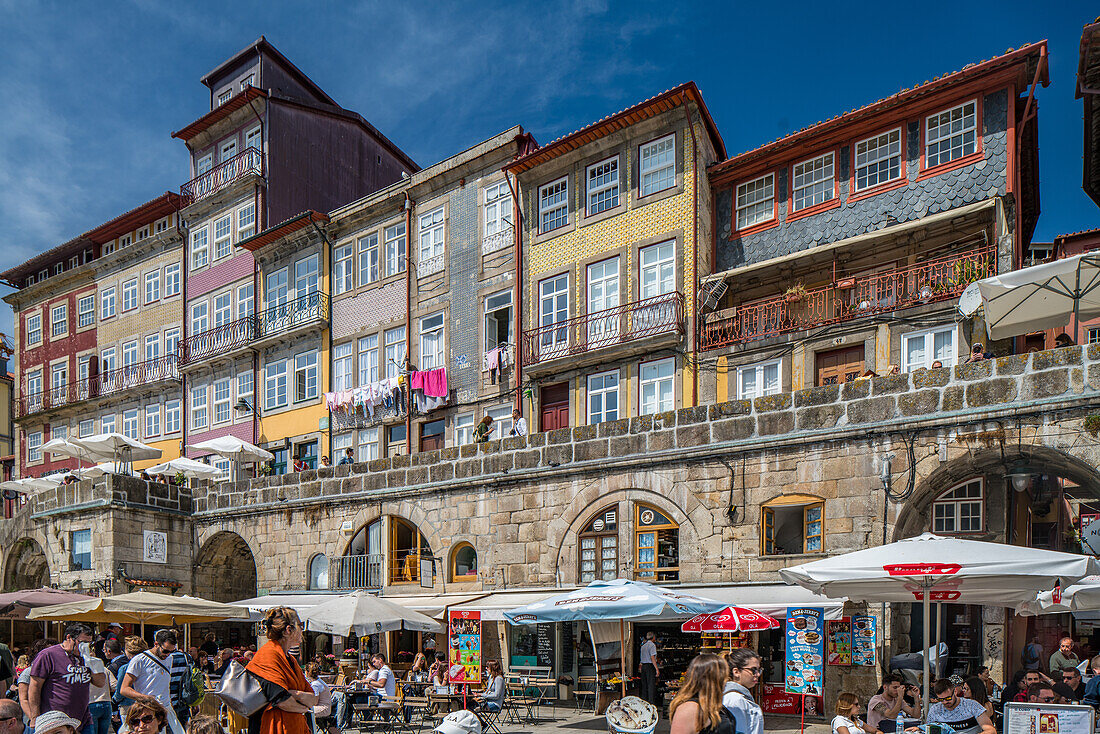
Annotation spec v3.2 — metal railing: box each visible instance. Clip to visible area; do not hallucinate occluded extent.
[521,291,685,367]
[329,554,384,590]
[256,291,329,338]
[178,317,256,367]
[181,147,263,201]
[389,552,432,585]
[700,246,996,350]
[17,355,179,418]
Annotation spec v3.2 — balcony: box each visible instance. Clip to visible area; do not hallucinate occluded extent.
[16,355,179,418]
[700,246,996,351]
[481,229,514,255]
[181,147,263,202]
[329,554,384,590]
[255,291,329,342]
[178,317,255,367]
[521,291,685,371]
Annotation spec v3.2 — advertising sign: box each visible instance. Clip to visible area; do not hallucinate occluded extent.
[1004,702,1094,734]
[762,683,823,715]
[826,618,852,665]
[784,607,824,696]
[448,610,482,684]
[851,614,877,666]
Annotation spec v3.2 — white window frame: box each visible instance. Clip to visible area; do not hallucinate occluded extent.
[165,400,181,434]
[791,152,835,212]
[925,100,978,169]
[1090,328,1100,346]
[266,268,289,309]
[735,173,775,230]
[191,302,209,335]
[358,335,379,386]
[100,414,116,434]
[196,154,212,176]
[217,89,232,106]
[213,378,231,424]
[79,419,93,438]
[219,138,237,163]
[854,128,903,191]
[640,134,676,196]
[191,227,209,269]
[334,243,354,295]
[122,279,138,312]
[419,312,445,370]
[77,295,95,328]
[50,304,67,338]
[238,283,254,317]
[26,313,42,347]
[357,427,380,462]
[586,156,620,216]
[213,214,233,260]
[357,233,379,286]
[144,404,161,439]
[538,177,569,233]
[144,270,160,304]
[931,478,984,534]
[164,263,181,297]
[295,351,319,402]
[486,404,514,436]
[237,372,254,413]
[144,334,160,362]
[164,328,180,357]
[418,206,446,262]
[640,358,675,415]
[538,274,569,353]
[333,342,354,392]
[27,431,43,464]
[484,289,514,352]
[294,255,319,299]
[100,288,116,320]
[213,292,232,327]
[384,327,406,379]
[587,370,620,425]
[455,413,475,446]
[122,340,138,367]
[901,326,957,373]
[122,409,140,440]
[241,75,255,91]
[237,203,256,240]
[264,360,288,410]
[483,181,513,237]
[384,222,406,276]
[737,359,781,400]
[245,126,261,152]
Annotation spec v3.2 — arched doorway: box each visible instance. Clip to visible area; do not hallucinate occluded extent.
[4,538,48,590]
[194,532,257,602]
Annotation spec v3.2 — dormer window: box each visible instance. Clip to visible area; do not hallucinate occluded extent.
[217,89,232,106]
[119,234,131,248]
[240,74,255,90]
[53,263,62,276]
[137,226,150,241]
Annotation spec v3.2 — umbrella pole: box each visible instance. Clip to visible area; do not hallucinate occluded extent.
[922,592,930,715]
[934,603,941,679]
[619,619,626,699]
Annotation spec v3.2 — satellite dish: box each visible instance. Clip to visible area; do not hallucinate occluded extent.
[958,282,983,317]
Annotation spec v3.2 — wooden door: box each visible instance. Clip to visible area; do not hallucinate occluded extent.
[540,382,570,431]
[815,345,865,386]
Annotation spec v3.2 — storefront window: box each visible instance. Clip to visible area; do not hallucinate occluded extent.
[579,507,618,582]
[452,543,477,580]
[634,504,679,581]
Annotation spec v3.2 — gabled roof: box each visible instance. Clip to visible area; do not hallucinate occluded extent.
[504,82,725,175]
[1054,227,1100,243]
[237,210,329,252]
[1077,19,1100,207]
[171,86,269,142]
[201,36,337,107]
[710,41,1048,182]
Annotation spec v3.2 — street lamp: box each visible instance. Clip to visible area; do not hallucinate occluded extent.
[1006,460,1036,492]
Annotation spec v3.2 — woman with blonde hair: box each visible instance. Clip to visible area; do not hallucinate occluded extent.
[245,606,318,734]
[833,692,879,734]
[669,653,734,734]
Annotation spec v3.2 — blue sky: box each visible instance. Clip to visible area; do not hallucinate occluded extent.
[0,0,1097,344]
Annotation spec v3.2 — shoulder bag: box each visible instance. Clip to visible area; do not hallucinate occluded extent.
[215,660,267,717]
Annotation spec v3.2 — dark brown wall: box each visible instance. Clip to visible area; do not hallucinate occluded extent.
[261,57,329,106]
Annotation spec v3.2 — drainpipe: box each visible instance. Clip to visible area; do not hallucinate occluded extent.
[311,219,334,459]
[505,167,523,413]
[404,193,413,455]
[253,235,260,446]
[176,198,189,460]
[681,94,701,407]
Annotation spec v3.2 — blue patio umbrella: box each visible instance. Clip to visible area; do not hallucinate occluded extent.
[504,579,726,695]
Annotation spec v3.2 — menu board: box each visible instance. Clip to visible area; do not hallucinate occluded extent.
[1005,702,1094,734]
[851,614,877,666]
[536,623,554,668]
[449,610,482,684]
[561,623,575,670]
[826,618,852,665]
[784,607,824,696]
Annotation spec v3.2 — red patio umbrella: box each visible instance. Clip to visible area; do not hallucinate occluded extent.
[681,606,780,633]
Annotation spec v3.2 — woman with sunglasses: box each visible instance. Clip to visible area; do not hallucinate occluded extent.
[245,607,318,734]
[722,649,764,734]
[125,699,168,734]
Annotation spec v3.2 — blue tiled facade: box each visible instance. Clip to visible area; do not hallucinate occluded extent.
[715,90,1009,271]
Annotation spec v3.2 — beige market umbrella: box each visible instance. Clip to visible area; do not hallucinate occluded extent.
[27,590,251,634]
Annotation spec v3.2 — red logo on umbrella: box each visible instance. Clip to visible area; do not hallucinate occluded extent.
[680,607,780,633]
[884,563,961,576]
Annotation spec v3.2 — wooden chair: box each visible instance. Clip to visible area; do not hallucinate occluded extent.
[574,676,597,714]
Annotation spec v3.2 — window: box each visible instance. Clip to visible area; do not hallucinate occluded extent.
[123,340,139,367]
[265,360,288,409]
[640,358,675,415]
[384,222,406,276]
[237,371,254,412]
[932,478,983,534]
[213,378,231,423]
[358,234,379,286]
[484,181,512,237]
[738,359,781,400]
[164,328,180,357]
[386,423,406,457]
[902,327,956,372]
[640,134,676,196]
[122,279,138,312]
[51,362,68,400]
[163,264,180,297]
[79,419,93,438]
[123,409,140,440]
[237,204,256,240]
[334,243,354,294]
[155,218,168,233]
[579,507,618,582]
[69,256,79,269]
[635,504,679,581]
[144,334,160,362]
[26,313,41,347]
[241,75,255,91]
[217,89,232,106]
[455,413,475,446]
[144,270,160,304]
[539,274,569,353]
[735,174,775,229]
[333,431,352,461]
[213,292,232,327]
[266,268,289,309]
[191,227,209,269]
[357,427,379,462]
[100,288,116,320]
[137,226,150,241]
[120,235,132,248]
[333,342,353,392]
[295,351,319,401]
[71,529,91,571]
[418,206,445,262]
[190,385,208,430]
[587,257,620,342]
[384,327,406,379]
[220,138,237,162]
[926,100,977,168]
[145,404,160,438]
[487,404,514,437]
[308,554,329,590]
[294,255,319,298]
[245,126,261,152]
[855,129,902,191]
[77,295,94,328]
[26,370,42,409]
[792,153,835,211]
[452,543,477,580]
[50,424,68,457]
[1090,328,1100,346]
[484,290,513,352]
[165,400,181,434]
[587,370,619,424]
[419,313,444,369]
[358,335,378,386]
[213,214,233,259]
[100,414,115,434]
[191,302,208,335]
[420,419,445,451]
[586,157,620,215]
[77,357,91,394]
[196,155,212,177]
[761,496,824,555]
[27,431,42,463]
[51,304,67,337]
[639,240,675,298]
[100,349,116,376]
[539,177,569,233]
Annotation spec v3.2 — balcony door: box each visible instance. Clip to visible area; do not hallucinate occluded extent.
[587,257,620,345]
[293,256,319,325]
[815,344,865,386]
[264,268,289,333]
[637,241,675,332]
[540,382,570,432]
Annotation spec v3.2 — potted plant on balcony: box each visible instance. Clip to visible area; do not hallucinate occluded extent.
[784,284,808,303]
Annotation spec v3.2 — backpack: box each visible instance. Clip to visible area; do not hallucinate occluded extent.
[181,654,204,707]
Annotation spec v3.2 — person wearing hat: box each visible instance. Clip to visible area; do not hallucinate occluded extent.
[33,711,82,734]
[434,710,481,734]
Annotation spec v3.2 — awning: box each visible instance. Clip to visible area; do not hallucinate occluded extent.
[378,593,489,620]
[673,584,848,620]
[445,589,576,621]
[704,198,997,286]
[230,592,348,617]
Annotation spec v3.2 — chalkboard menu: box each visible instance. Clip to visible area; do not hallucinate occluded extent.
[536,623,554,668]
[561,623,575,670]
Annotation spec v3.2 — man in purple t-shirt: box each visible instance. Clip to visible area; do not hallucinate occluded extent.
[27,623,105,733]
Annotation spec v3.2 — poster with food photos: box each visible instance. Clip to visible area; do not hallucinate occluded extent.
[851,614,877,666]
[826,618,852,665]
[448,610,482,684]
[784,607,824,696]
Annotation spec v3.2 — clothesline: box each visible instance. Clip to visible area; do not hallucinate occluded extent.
[324,367,449,418]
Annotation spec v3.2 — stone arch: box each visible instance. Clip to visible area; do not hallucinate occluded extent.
[448,540,478,582]
[194,531,257,602]
[4,538,49,591]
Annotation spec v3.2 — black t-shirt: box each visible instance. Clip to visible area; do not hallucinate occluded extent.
[200,640,219,657]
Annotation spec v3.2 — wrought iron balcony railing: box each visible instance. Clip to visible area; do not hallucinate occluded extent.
[256,291,329,338]
[16,355,179,418]
[700,246,996,351]
[328,554,384,590]
[521,291,685,367]
[178,317,256,367]
[181,147,263,201]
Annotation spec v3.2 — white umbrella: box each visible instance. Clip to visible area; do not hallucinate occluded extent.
[971,252,1100,340]
[147,457,226,480]
[780,533,1099,711]
[1017,575,1100,615]
[188,436,273,482]
[299,590,442,637]
[77,462,128,478]
[72,433,161,462]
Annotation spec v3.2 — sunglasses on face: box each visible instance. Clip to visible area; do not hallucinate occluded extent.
[128,715,158,726]
[934,695,954,702]
[740,667,762,676]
